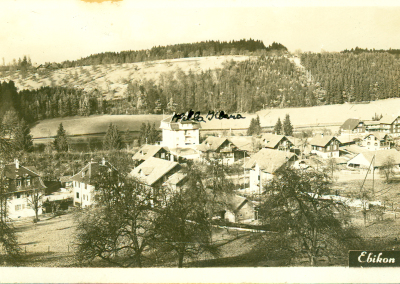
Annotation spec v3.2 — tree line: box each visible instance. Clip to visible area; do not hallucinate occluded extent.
[1,55,323,124]
[301,52,400,104]
[60,39,286,68]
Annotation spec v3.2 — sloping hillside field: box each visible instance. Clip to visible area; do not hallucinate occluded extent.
[31,97,400,139]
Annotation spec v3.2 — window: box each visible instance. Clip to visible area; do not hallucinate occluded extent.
[374,143,378,146]
[26,179,31,186]
[16,193,21,199]
[83,194,85,201]
[367,142,370,145]
[15,204,22,211]
[76,192,79,199]
[16,180,22,187]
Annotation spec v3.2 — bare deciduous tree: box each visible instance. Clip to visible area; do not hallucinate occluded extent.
[380,156,396,183]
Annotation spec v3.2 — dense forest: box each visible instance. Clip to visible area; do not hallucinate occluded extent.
[341,47,400,55]
[300,52,400,104]
[59,40,287,68]
[0,56,322,123]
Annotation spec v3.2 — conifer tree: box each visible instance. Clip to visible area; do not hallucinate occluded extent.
[53,123,69,152]
[274,118,283,135]
[247,115,261,136]
[103,123,122,150]
[13,119,33,152]
[283,114,293,136]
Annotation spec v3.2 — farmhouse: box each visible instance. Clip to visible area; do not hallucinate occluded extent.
[129,157,183,199]
[71,158,117,208]
[261,133,294,151]
[228,136,259,155]
[160,115,200,149]
[347,149,400,169]
[361,133,392,151]
[245,149,296,192]
[219,194,257,223]
[309,135,340,159]
[340,118,365,134]
[197,136,245,165]
[379,115,400,134]
[132,144,172,166]
[3,159,46,219]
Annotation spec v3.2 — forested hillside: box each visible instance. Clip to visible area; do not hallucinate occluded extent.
[301,52,400,104]
[1,56,323,123]
[60,40,286,68]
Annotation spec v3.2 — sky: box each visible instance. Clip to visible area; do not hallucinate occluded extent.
[1,0,400,65]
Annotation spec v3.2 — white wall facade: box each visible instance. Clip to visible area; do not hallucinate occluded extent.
[7,193,43,219]
[72,181,95,208]
[249,164,274,193]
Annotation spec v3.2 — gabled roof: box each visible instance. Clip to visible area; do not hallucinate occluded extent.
[340,118,361,130]
[244,148,296,173]
[132,144,169,161]
[4,162,46,189]
[197,137,230,152]
[364,133,391,141]
[129,157,180,186]
[341,145,367,155]
[261,133,292,148]
[227,136,255,152]
[380,115,398,124]
[4,163,41,179]
[309,136,339,147]
[71,160,116,184]
[355,149,400,167]
[163,170,187,187]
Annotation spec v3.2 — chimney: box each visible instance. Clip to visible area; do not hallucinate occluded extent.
[170,155,174,162]
[14,159,19,169]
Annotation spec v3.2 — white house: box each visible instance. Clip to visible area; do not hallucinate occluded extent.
[361,133,392,151]
[244,149,296,193]
[3,159,46,219]
[309,135,341,159]
[71,158,116,208]
[160,115,200,149]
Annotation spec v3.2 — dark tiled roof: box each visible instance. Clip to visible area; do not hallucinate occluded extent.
[340,118,360,130]
[4,163,41,179]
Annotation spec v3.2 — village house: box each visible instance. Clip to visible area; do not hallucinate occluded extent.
[361,133,393,151]
[219,194,257,223]
[228,136,260,155]
[364,120,381,133]
[379,115,400,134]
[132,144,172,166]
[71,158,116,208]
[261,133,294,151]
[244,149,296,192]
[347,149,400,170]
[309,135,341,159]
[129,157,185,200]
[340,118,365,134]
[196,136,245,165]
[3,159,46,219]
[160,115,200,149]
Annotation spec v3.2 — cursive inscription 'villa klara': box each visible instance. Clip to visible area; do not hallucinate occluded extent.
[171,110,246,123]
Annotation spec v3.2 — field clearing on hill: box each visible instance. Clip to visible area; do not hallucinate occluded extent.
[30,97,400,139]
[0,55,254,99]
[257,97,400,128]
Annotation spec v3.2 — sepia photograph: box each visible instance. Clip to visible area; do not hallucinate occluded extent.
[1,0,400,282]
